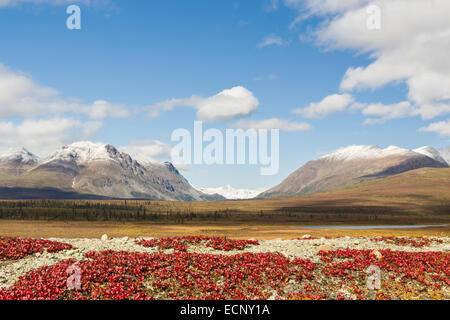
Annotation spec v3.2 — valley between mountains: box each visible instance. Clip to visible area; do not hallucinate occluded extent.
[0,142,449,203]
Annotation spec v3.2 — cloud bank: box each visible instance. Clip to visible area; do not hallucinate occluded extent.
[0,63,128,155]
[0,118,102,156]
[284,0,450,131]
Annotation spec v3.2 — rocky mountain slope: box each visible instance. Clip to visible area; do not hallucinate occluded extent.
[258,145,449,198]
[0,142,223,201]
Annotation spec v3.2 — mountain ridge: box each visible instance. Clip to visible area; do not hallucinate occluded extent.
[0,142,224,201]
[1,143,448,201]
[258,144,449,198]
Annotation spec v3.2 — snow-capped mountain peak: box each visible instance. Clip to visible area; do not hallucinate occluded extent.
[199,185,266,200]
[320,145,416,162]
[44,141,122,166]
[320,144,450,163]
[0,147,39,164]
[413,146,448,165]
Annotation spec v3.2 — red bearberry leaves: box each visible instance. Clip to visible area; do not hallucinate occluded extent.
[0,237,73,261]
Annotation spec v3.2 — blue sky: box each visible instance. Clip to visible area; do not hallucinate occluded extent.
[0,0,449,190]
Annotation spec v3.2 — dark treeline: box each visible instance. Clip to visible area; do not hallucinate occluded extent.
[0,200,245,223]
[0,200,434,224]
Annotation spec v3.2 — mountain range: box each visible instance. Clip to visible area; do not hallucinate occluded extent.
[199,185,266,200]
[258,145,450,198]
[0,143,449,201]
[0,142,223,201]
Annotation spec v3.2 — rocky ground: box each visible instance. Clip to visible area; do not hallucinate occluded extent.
[1,235,449,294]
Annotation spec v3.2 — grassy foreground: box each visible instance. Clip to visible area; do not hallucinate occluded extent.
[0,220,448,239]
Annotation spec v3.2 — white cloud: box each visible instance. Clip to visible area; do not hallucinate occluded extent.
[0,118,102,156]
[284,0,370,28]
[233,118,312,132]
[149,86,259,123]
[84,100,130,119]
[258,33,287,48]
[305,0,450,120]
[362,101,416,125]
[285,0,369,15]
[0,64,65,118]
[419,120,450,137]
[120,140,172,161]
[292,93,355,119]
[0,63,129,119]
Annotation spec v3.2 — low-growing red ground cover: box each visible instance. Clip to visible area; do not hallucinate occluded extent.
[0,246,448,300]
[0,250,316,300]
[136,236,259,252]
[317,249,449,299]
[0,236,73,261]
